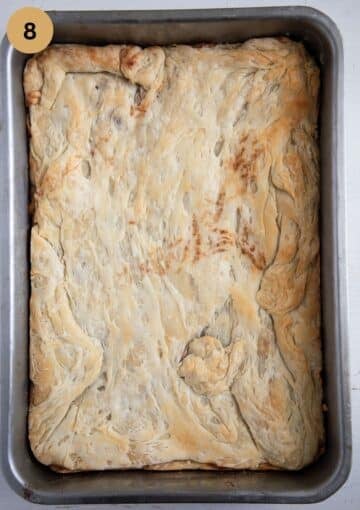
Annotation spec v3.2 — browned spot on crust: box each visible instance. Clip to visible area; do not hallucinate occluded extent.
[26,90,41,105]
[168,238,182,249]
[120,47,140,70]
[277,36,291,43]
[239,133,249,144]
[214,190,225,222]
[282,96,311,126]
[257,334,270,359]
[291,97,309,112]
[181,241,190,264]
[238,225,266,270]
[120,223,238,280]
[229,134,264,193]
[49,464,73,473]
[130,102,148,116]
[156,264,166,276]
[210,228,235,255]
[257,462,280,471]
[193,43,217,48]
[212,227,234,238]
[192,215,202,262]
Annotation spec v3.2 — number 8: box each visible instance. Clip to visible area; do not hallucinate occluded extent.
[24,22,36,40]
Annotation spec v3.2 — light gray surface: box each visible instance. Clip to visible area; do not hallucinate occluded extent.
[0,0,359,508]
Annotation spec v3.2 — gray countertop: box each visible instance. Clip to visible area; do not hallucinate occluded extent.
[1,0,359,508]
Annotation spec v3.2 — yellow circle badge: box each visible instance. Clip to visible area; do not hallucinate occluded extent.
[7,7,54,54]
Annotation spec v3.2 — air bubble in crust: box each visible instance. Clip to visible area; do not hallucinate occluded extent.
[183,192,190,212]
[134,85,145,106]
[214,138,224,157]
[81,160,91,179]
[108,176,115,196]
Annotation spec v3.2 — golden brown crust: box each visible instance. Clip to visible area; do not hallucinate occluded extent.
[25,39,323,472]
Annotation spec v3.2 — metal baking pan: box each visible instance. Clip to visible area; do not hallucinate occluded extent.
[0,6,351,504]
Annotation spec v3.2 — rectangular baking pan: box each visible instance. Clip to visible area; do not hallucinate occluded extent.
[0,7,351,504]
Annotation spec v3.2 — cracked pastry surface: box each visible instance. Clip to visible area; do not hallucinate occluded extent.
[24,39,323,472]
